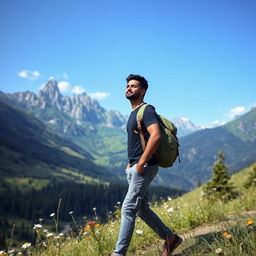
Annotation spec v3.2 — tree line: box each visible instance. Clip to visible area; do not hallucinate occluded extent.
[0,180,184,250]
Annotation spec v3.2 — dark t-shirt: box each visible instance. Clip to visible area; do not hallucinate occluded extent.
[126,104,159,167]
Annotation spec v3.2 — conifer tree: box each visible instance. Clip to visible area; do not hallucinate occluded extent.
[243,165,256,189]
[203,152,238,202]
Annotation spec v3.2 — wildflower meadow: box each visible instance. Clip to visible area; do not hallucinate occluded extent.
[1,164,256,256]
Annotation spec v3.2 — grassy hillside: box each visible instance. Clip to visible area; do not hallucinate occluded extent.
[2,163,255,255]
[225,107,256,142]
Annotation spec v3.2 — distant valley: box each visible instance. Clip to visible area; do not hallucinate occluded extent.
[0,95,184,247]
[0,79,255,249]
[1,79,256,190]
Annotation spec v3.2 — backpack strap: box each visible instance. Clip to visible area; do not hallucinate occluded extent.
[136,103,149,151]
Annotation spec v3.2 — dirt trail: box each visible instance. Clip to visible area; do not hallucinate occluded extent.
[136,210,256,256]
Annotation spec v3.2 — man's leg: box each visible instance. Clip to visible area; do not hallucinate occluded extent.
[138,194,173,240]
[112,164,158,256]
[137,173,183,256]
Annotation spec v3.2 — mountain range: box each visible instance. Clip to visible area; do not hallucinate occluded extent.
[4,79,199,171]
[5,79,127,171]
[172,116,201,137]
[166,107,256,188]
[0,97,118,185]
[1,79,256,190]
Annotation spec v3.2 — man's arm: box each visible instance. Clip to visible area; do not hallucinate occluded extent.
[136,123,160,174]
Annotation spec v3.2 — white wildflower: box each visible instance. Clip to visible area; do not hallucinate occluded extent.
[69,211,74,215]
[167,207,174,213]
[135,229,143,235]
[33,224,42,229]
[215,248,223,254]
[168,197,172,201]
[46,233,53,238]
[21,243,31,249]
[50,213,55,217]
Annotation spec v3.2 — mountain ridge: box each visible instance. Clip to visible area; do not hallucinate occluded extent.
[8,79,127,128]
[172,116,201,137]
[1,80,256,190]
[167,108,256,188]
[0,97,117,183]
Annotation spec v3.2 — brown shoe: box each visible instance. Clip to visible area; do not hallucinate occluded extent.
[161,234,183,256]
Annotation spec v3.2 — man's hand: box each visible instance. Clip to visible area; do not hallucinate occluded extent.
[136,163,144,175]
[126,163,130,171]
[136,123,160,174]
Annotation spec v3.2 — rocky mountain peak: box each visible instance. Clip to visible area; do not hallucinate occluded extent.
[172,117,201,137]
[7,79,127,128]
[39,79,62,109]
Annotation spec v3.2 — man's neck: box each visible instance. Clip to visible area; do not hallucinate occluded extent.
[130,99,144,110]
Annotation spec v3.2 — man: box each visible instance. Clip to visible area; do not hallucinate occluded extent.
[109,74,182,256]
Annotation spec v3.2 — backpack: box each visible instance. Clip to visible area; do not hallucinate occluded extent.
[136,104,180,168]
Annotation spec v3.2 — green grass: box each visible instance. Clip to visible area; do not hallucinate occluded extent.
[58,168,106,184]
[3,163,256,256]
[180,220,256,256]
[59,147,85,159]
[3,177,50,191]
[224,108,256,142]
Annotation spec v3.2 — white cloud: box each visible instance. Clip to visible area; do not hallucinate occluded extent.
[211,120,222,125]
[250,102,256,109]
[71,86,86,94]
[210,120,227,127]
[58,81,71,93]
[18,70,41,80]
[228,106,246,118]
[62,72,69,79]
[88,92,110,100]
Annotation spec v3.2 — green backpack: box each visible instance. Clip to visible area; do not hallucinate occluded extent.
[137,104,180,168]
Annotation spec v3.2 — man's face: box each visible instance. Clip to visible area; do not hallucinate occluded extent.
[125,79,145,100]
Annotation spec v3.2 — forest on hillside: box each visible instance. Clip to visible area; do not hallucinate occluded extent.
[0,180,184,249]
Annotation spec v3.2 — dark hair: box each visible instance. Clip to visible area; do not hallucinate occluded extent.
[126,74,148,91]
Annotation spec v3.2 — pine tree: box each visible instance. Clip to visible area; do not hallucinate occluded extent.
[243,165,256,189]
[203,152,238,202]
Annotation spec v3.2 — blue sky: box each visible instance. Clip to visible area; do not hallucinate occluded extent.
[0,0,255,127]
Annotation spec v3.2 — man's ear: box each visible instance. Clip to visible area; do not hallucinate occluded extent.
[140,88,146,97]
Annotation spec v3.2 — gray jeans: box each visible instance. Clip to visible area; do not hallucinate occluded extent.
[113,164,173,256]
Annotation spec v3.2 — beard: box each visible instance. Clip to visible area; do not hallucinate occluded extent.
[125,91,140,100]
